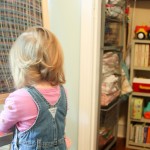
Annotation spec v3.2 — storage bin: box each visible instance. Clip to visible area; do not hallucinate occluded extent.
[99,100,120,149]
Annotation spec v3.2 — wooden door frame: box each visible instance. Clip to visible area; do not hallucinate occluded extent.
[78,0,102,149]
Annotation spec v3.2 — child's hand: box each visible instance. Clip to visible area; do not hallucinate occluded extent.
[65,136,71,149]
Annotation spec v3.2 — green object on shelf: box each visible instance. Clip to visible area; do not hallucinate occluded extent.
[144,102,150,112]
[144,102,150,119]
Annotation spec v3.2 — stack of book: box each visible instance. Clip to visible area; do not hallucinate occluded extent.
[130,124,150,144]
[134,44,150,67]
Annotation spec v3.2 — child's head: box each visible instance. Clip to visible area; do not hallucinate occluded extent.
[9,26,65,89]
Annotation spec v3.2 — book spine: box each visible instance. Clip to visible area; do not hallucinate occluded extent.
[134,44,138,67]
[144,44,149,67]
[143,126,148,143]
[129,124,134,141]
[134,125,139,143]
[141,44,145,67]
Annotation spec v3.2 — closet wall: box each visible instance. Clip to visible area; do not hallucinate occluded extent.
[128,1,150,42]
[46,1,81,150]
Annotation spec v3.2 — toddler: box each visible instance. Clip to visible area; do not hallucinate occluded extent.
[0,27,70,150]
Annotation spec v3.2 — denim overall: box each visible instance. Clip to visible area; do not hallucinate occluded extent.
[11,86,67,150]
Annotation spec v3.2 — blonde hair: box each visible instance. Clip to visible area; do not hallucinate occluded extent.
[9,26,65,89]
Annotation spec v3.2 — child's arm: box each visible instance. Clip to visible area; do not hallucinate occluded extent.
[0,95,18,133]
[64,120,71,149]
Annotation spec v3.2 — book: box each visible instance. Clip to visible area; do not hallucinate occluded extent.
[141,44,145,67]
[131,97,143,120]
[149,44,150,66]
[137,44,142,67]
[134,124,140,143]
[134,44,139,67]
[146,126,150,143]
[143,126,148,143]
[129,123,135,141]
[138,125,144,143]
[144,44,149,67]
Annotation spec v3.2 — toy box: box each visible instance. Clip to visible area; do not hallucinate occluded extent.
[133,78,150,93]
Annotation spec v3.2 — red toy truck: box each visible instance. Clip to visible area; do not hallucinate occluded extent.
[135,25,150,40]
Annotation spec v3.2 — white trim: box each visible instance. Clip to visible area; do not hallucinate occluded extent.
[78,0,101,150]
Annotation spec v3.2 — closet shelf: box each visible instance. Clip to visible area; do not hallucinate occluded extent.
[132,92,150,97]
[133,67,150,71]
[133,39,150,44]
[106,17,124,23]
[102,46,123,51]
[128,141,150,149]
[131,117,150,123]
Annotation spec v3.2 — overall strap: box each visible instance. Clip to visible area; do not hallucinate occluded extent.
[25,86,50,120]
[59,85,67,115]
[25,85,67,119]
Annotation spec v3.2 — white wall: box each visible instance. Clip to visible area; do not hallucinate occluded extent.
[48,1,81,150]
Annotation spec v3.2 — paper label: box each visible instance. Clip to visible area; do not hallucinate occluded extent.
[49,107,57,118]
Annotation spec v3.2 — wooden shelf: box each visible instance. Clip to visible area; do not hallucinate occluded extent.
[128,141,150,149]
[133,66,150,71]
[132,92,150,97]
[0,93,10,104]
[133,39,150,44]
[102,46,123,51]
[127,37,150,150]
[131,117,150,123]
[126,32,150,150]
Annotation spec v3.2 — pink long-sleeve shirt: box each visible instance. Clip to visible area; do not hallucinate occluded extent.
[0,85,64,133]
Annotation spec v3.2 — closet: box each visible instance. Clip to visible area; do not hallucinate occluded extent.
[98,0,126,149]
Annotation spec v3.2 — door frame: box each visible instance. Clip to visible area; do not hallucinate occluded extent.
[78,0,102,149]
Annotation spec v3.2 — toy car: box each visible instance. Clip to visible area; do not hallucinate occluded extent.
[135,25,150,40]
